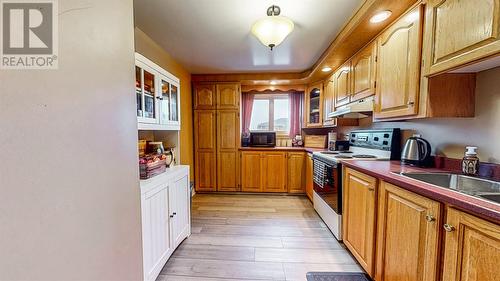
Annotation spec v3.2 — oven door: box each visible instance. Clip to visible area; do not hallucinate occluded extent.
[313,161,342,214]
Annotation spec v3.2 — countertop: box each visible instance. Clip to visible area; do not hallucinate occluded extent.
[239,146,326,153]
[341,160,500,224]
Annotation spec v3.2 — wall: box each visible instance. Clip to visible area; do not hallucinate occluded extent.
[134,28,194,180]
[0,1,143,280]
[339,67,500,163]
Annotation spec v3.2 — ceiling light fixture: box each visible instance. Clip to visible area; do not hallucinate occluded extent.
[322,67,332,72]
[370,10,392,23]
[251,5,294,51]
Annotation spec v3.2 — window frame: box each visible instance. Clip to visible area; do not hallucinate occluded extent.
[250,93,290,136]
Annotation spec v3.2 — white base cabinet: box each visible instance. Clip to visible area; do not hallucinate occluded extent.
[140,166,191,281]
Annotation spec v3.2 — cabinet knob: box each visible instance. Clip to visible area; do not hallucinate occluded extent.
[443,224,455,232]
[169,215,174,218]
[407,101,415,106]
[425,214,436,222]
[173,212,177,216]
[367,187,375,192]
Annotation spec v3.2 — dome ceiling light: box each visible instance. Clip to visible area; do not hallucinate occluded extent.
[251,5,294,51]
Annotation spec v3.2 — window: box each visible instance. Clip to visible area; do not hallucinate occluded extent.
[250,94,290,134]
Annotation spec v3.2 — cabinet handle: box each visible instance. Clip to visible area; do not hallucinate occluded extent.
[367,187,375,192]
[425,214,436,222]
[443,224,455,232]
[169,214,174,218]
[407,101,415,106]
[173,212,177,216]
[156,96,163,100]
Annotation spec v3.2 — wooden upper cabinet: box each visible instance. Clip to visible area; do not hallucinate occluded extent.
[241,151,262,192]
[423,0,500,76]
[217,110,240,192]
[323,76,335,125]
[305,83,323,127]
[194,84,216,110]
[351,42,377,102]
[374,5,423,119]
[262,152,287,193]
[342,168,377,277]
[334,63,351,108]
[287,152,306,193]
[375,182,441,281]
[305,153,313,201]
[216,83,240,109]
[442,207,500,281]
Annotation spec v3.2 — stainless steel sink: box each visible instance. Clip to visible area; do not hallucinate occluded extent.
[396,172,500,204]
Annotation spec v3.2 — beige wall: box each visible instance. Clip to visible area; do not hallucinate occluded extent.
[134,28,194,180]
[339,67,500,163]
[0,1,143,280]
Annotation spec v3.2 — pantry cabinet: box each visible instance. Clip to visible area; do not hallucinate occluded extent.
[194,84,216,109]
[194,110,217,192]
[216,83,240,109]
[441,207,500,281]
[374,5,423,119]
[342,167,377,276]
[423,0,500,76]
[217,110,240,192]
[140,166,190,281]
[135,53,181,130]
[287,152,306,193]
[375,181,441,281]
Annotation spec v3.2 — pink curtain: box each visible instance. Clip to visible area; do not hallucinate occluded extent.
[289,91,303,138]
[242,93,254,134]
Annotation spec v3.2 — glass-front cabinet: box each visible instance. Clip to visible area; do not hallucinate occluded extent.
[305,83,323,127]
[135,53,180,130]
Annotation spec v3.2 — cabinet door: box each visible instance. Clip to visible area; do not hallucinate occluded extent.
[334,64,351,108]
[375,182,441,281]
[374,5,423,119]
[323,76,335,125]
[194,110,216,192]
[305,84,323,127]
[241,152,262,192]
[262,152,287,193]
[194,84,216,109]
[351,43,376,102]
[423,0,500,76]
[169,174,190,248]
[442,208,500,281]
[217,110,240,192]
[305,153,314,201]
[287,152,305,193]
[342,168,377,277]
[217,83,240,109]
[141,185,172,281]
[136,62,159,124]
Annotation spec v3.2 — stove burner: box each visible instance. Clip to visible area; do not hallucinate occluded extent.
[320,151,339,155]
[334,155,353,159]
[352,154,377,159]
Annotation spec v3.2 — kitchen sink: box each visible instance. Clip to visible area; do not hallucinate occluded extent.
[396,172,500,204]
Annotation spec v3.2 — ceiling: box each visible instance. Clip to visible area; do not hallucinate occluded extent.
[134,0,363,74]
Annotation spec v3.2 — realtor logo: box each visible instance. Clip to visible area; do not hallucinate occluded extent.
[1,0,58,69]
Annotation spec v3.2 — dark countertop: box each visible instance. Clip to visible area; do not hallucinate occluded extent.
[341,160,500,224]
[239,146,326,153]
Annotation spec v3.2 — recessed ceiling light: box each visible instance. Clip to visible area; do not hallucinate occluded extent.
[322,67,332,72]
[270,81,277,85]
[370,10,392,23]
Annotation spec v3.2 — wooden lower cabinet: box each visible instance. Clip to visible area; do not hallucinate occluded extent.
[241,151,263,192]
[442,208,500,281]
[342,167,377,276]
[305,153,314,201]
[375,181,441,281]
[262,152,287,193]
[287,152,306,193]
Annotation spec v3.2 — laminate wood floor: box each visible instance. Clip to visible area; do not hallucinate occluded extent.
[157,194,362,281]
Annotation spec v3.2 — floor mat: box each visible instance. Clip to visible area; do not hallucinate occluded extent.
[306,272,371,281]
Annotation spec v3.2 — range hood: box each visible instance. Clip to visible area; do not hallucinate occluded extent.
[328,96,374,119]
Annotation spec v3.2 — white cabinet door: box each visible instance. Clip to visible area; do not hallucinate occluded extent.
[141,184,172,281]
[169,173,190,248]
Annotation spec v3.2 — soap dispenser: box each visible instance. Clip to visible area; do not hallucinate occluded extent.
[462,146,479,176]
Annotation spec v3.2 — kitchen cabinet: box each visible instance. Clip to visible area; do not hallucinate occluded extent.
[374,5,423,119]
[306,153,313,201]
[194,82,241,192]
[375,181,441,281]
[217,110,240,192]
[441,207,500,281]
[287,152,306,193]
[140,166,190,281]
[422,0,500,76]
[305,83,323,127]
[333,63,351,108]
[240,151,287,193]
[350,42,376,102]
[241,151,263,192]
[322,76,335,126]
[194,110,217,192]
[342,167,377,277]
[135,53,181,130]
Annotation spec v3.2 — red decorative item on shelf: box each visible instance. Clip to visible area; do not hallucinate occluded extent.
[139,154,167,179]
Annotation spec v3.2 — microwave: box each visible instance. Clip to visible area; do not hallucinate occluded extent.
[249,132,276,147]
